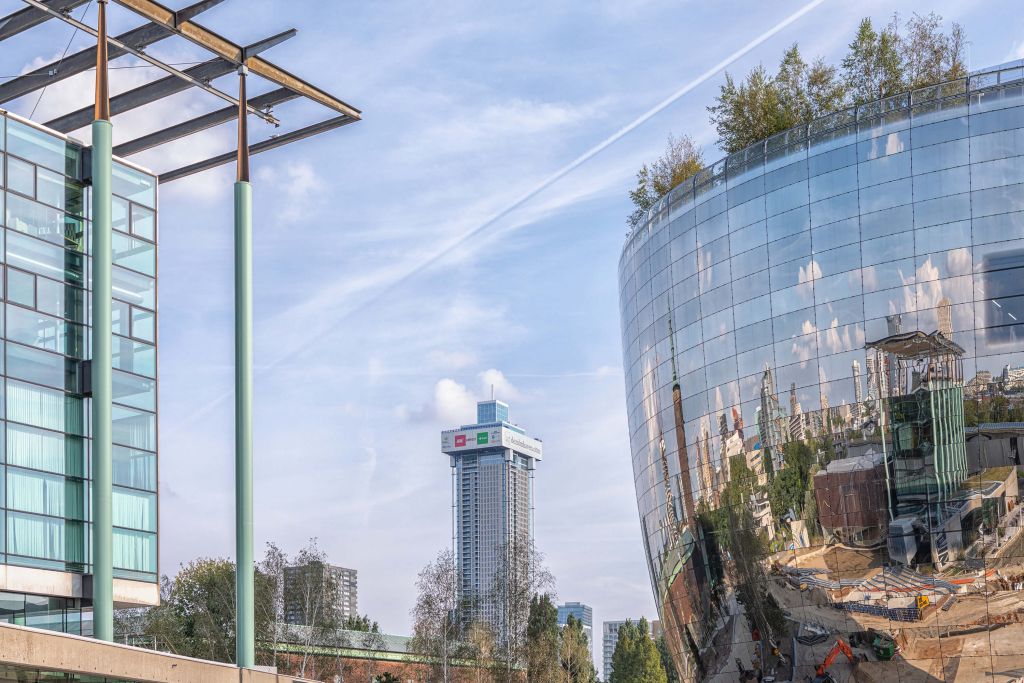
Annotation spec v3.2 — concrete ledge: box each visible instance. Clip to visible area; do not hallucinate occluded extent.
[0,622,314,683]
[0,566,160,607]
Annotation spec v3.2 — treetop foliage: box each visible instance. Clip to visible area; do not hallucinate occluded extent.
[608,618,668,683]
[628,13,967,229]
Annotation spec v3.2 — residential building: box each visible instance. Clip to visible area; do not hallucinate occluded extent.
[283,564,358,625]
[616,63,1024,680]
[558,602,594,669]
[0,113,159,634]
[441,400,542,636]
[602,619,658,681]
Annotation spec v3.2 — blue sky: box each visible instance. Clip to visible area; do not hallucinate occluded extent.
[2,0,1024,663]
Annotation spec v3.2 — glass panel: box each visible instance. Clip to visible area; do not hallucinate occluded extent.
[5,193,84,251]
[6,379,82,435]
[112,336,155,378]
[113,446,155,492]
[35,276,84,322]
[130,204,155,241]
[6,343,74,391]
[6,120,79,177]
[6,157,33,197]
[6,269,33,308]
[113,487,155,531]
[36,168,83,215]
[111,266,154,309]
[7,422,82,477]
[6,468,83,519]
[7,511,83,563]
[112,231,155,276]
[113,370,155,411]
[111,195,129,234]
[112,405,155,451]
[6,304,84,357]
[6,231,83,285]
[113,528,156,573]
[131,307,154,342]
[111,163,155,208]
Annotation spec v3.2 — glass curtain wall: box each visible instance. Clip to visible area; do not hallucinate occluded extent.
[619,64,1024,682]
[0,114,158,592]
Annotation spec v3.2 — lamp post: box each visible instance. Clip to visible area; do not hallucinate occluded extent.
[91,0,114,643]
[234,64,255,669]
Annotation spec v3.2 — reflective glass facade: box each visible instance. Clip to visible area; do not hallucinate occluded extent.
[618,64,1024,681]
[0,114,158,632]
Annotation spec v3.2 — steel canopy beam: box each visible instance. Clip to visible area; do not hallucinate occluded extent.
[159,114,356,183]
[0,0,88,41]
[45,29,295,132]
[0,0,224,105]
[113,86,297,156]
[21,0,280,126]
[112,0,361,119]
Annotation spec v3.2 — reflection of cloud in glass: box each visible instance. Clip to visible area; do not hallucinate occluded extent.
[799,258,822,284]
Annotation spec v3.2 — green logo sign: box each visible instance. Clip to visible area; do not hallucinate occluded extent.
[476,432,488,445]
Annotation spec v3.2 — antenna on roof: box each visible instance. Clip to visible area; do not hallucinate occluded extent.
[491,384,495,400]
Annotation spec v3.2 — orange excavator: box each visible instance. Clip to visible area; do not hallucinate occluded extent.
[812,638,856,683]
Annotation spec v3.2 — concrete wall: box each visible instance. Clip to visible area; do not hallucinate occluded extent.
[0,622,313,683]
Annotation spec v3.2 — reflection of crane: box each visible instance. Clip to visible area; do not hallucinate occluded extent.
[813,639,856,682]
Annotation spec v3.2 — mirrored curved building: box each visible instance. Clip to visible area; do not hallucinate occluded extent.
[618,62,1024,682]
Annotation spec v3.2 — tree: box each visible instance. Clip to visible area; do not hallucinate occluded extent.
[560,614,596,683]
[256,542,288,667]
[139,558,239,663]
[465,621,497,683]
[656,636,679,683]
[376,674,401,683]
[842,16,904,104]
[608,619,667,683]
[627,134,704,230]
[900,12,967,90]
[526,594,560,683]
[281,539,343,677]
[489,538,555,682]
[342,614,381,632]
[708,65,788,154]
[410,548,462,683]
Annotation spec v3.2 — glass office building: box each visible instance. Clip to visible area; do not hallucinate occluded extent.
[0,113,159,634]
[441,400,543,638]
[618,63,1024,681]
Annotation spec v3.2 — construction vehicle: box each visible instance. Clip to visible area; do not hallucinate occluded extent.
[812,638,856,683]
[871,632,897,661]
[850,629,899,661]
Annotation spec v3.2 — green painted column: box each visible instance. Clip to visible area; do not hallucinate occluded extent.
[234,177,254,668]
[90,0,114,642]
[91,116,113,642]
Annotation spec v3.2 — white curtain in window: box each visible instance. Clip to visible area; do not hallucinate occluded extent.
[8,424,67,473]
[113,488,155,531]
[8,512,63,560]
[113,528,155,572]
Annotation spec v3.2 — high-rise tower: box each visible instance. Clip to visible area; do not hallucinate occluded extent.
[441,400,543,634]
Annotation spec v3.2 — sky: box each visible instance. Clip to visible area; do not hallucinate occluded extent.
[1,0,1024,670]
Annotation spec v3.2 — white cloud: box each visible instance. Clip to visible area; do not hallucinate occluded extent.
[479,368,521,402]
[255,161,326,224]
[433,378,478,424]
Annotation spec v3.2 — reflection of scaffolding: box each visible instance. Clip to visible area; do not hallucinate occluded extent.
[867,331,968,567]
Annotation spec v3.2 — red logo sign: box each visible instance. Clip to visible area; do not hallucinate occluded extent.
[454,435,467,447]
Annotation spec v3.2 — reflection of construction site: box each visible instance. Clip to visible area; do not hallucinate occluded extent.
[698,333,1024,683]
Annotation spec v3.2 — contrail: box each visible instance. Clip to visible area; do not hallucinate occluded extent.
[168,0,828,432]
